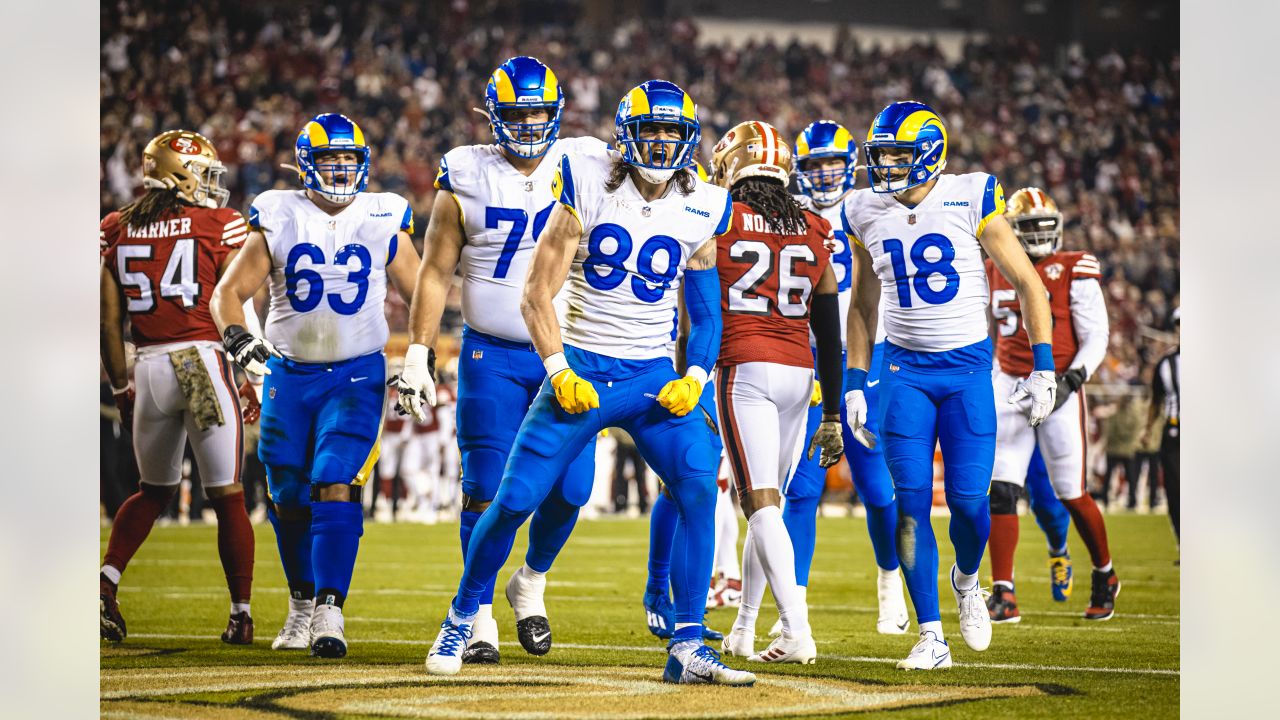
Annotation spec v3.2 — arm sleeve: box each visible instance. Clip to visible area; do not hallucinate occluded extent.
[681,266,722,376]
[809,292,843,415]
[1068,277,1109,379]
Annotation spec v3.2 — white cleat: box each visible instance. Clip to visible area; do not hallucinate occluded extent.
[767,618,783,638]
[896,629,952,670]
[664,640,757,686]
[951,566,992,652]
[876,568,911,635]
[426,610,474,676]
[309,603,347,658]
[721,626,755,657]
[271,597,314,650]
[749,632,817,664]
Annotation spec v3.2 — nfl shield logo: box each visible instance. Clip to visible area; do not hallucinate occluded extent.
[907,214,917,225]
[472,350,484,360]
[269,387,277,399]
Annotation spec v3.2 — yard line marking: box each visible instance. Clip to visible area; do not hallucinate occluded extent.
[123,635,1178,676]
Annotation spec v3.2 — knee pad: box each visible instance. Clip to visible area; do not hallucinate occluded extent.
[269,501,311,523]
[461,446,506,501]
[139,482,178,503]
[462,494,492,513]
[989,481,1021,515]
[311,482,363,504]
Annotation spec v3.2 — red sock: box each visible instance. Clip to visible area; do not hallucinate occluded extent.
[103,483,174,575]
[210,491,255,603]
[1063,496,1112,569]
[988,513,1019,586]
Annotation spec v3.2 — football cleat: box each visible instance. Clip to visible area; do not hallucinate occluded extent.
[100,578,126,643]
[896,630,952,670]
[221,611,254,645]
[706,575,743,610]
[749,633,817,664]
[271,597,314,650]
[722,626,755,657]
[951,567,992,652]
[877,568,911,634]
[1084,569,1121,621]
[702,622,725,642]
[1049,552,1074,602]
[506,566,551,656]
[309,603,347,658]
[644,590,676,639]
[426,612,474,676]
[663,640,757,686]
[986,585,1022,624]
[462,606,500,664]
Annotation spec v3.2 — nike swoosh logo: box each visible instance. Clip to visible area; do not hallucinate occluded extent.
[867,379,880,387]
[897,620,909,631]
[351,376,368,382]
[532,631,550,644]
[690,669,713,681]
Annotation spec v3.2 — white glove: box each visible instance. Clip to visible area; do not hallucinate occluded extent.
[843,389,878,450]
[222,324,281,376]
[1008,370,1058,427]
[391,343,437,423]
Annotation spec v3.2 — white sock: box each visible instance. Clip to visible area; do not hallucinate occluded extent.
[449,604,478,624]
[523,565,547,581]
[749,506,809,637]
[920,620,944,639]
[1096,561,1112,573]
[877,566,900,581]
[952,566,979,592]
[733,525,764,632]
[101,565,122,585]
[288,596,314,615]
[475,603,493,624]
[993,580,1014,591]
[231,602,250,615]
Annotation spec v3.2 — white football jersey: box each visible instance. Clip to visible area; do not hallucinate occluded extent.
[841,173,1005,353]
[250,190,412,363]
[797,192,890,347]
[439,136,609,343]
[555,145,732,359]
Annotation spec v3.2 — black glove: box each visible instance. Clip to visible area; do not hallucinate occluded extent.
[1052,367,1088,411]
[222,324,280,375]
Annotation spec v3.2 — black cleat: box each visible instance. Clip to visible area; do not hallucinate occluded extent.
[516,615,552,656]
[1084,569,1120,621]
[986,585,1022,624]
[462,640,500,664]
[100,578,126,643]
[221,612,254,645]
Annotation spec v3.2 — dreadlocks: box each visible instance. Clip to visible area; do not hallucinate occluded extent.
[731,177,808,235]
[118,188,186,231]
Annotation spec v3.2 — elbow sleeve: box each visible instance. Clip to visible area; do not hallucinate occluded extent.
[810,292,843,415]
[682,267,722,375]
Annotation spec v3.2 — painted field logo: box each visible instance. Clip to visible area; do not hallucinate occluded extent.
[101,664,1046,719]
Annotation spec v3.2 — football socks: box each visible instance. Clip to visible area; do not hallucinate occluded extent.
[896,488,942,624]
[747,506,809,637]
[865,499,901,572]
[209,491,255,605]
[311,500,363,604]
[102,483,174,576]
[646,492,678,596]
[266,503,314,599]
[526,493,580,574]
[1063,496,1113,570]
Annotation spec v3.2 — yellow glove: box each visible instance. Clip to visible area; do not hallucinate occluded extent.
[551,369,599,414]
[658,375,703,417]
[810,379,822,407]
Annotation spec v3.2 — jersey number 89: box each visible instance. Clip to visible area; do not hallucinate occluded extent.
[583,223,681,303]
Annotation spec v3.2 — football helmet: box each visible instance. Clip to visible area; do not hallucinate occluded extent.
[141,130,229,209]
[295,113,370,205]
[484,56,564,159]
[708,121,792,190]
[615,80,700,184]
[795,120,856,207]
[1006,187,1064,258]
[863,101,948,194]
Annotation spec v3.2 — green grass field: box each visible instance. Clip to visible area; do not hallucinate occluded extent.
[101,512,1179,718]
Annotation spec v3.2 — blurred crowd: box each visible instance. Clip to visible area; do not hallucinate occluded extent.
[101,0,1178,513]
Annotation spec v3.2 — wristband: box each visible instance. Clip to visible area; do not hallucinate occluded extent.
[844,367,868,393]
[544,351,570,378]
[684,365,708,387]
[1031,343,1055,372]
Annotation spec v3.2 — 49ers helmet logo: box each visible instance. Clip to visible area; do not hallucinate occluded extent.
[169,136,203,155]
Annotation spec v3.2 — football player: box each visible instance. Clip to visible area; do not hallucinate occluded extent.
[99,130,257,645]
[392,57,601,662]
[426,80,754,686]
[782,120,908,637]
[986,187,1119,622]
[210,113,421,658]
[705,121,844,664]
[842,101,1057,669]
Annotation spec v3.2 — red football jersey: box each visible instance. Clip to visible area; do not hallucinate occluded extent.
[717,203,832,368]
[987,250,1102,376]
[101,205,249,346]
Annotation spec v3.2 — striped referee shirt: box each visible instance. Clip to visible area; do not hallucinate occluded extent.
[1151,347,1180,427]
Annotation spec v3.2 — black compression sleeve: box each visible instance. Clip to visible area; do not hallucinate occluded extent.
[810,292,843,416]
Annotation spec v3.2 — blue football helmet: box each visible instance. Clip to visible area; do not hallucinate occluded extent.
[794,120,857,207]
[863,101,948,194]
[614,80,700,183]
[295,113,370,205]
[485,56,564,159]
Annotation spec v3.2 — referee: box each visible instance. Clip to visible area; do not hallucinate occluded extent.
[1143,308,1180,548]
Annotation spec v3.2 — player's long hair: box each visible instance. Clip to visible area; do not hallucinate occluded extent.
[731,177,809,235]
[606,159,696,195]
[118,188,186,230]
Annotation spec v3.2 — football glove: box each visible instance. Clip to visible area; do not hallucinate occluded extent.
[1009,370,1058,427]
[657,375,702,417]
[551,369,599,414]
[807,417,844,468]
[222,324,280,376]
[843,389,878,450]
[810,379,822,408]
[1052,367,1088,411]
[389,343,437,423]
[112,382,135,432]
[237,380,261,425]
